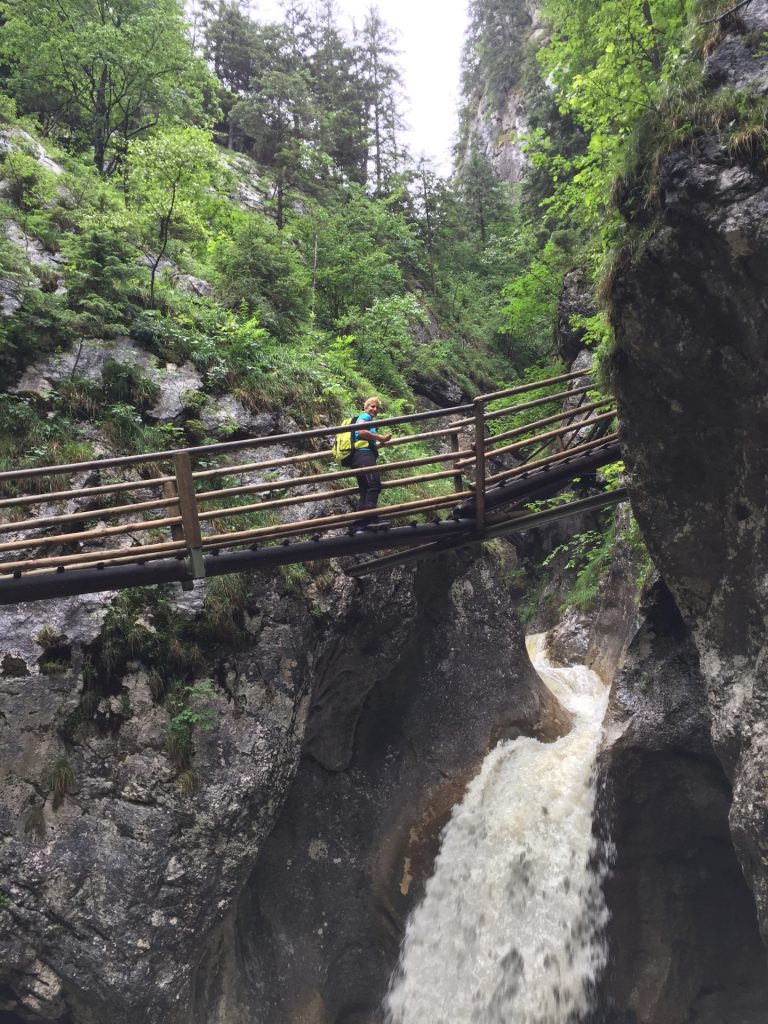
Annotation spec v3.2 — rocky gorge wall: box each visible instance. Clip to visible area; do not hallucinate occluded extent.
[608,0,768,949]
[0,536,563,1024]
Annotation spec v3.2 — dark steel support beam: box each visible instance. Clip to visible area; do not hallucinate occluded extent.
[0,521,470,605]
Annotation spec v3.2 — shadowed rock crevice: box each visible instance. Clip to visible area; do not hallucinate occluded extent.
[598,583,768,1022]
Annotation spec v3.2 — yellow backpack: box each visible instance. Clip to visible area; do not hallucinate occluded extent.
[331,417,357,463]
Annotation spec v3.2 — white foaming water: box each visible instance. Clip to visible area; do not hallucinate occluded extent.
[385,634,610,1024]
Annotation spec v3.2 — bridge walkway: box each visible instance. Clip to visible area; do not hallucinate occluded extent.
[0,368,623,604]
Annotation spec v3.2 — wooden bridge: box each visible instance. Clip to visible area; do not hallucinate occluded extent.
[0,369,625,604]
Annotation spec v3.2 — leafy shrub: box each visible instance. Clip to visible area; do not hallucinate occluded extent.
[211,214,311,342]
[0,393,94,494]
[338,295,427,398]
[0,151,57,211]
[0,288,79,374]
[62,225,143,336]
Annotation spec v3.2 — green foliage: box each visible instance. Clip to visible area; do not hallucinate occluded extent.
[128,127,228,303]
[101,361,160,410]
[485,359,566,439]
[165,679,218,769]
[543,522,617,612]
[0,0,212,172]
[0,394,95,494]
[340,295,427,398]
[278,562,311,593]
[62,226,142,337]
[296,190,419,329]
[202,575,249,640]
[0,287,81,374]
[41,757,75,806]
[408,338,497,399]
[617,83,768,214]
[96,589,204,695]
[0,150,58,211]
[460,0,536,121]
[533,0,694,233]
[210,215,311,341]
[101,403,184,455]
[498,239,572,369]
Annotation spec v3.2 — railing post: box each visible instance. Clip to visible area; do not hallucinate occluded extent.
[473,398,486,531]
[450,429,464,494]
[163,476,194,590]
[173,452,205,579]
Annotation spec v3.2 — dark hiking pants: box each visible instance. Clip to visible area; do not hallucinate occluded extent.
[348,448,380,523]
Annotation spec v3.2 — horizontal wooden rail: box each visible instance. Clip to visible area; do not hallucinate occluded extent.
[0,494,181,535]
[192,448,473,505]
[483,432,620,486]
[456,410,616,469]
[0,405,475,484]
[0,474,174,511]
[0,513,183,554]
[474,368,593,403]
[487,399,613,446]
[0,367,593,484]
[452,382,597,429]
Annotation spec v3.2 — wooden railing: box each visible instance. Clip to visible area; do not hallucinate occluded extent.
[0,368,619,592]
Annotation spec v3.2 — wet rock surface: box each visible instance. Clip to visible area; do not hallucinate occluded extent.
[556,271,596,365]
[0,579,319,1024]
[598,583,768,1022]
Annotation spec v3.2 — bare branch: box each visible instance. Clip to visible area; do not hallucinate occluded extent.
[700,0,753,25]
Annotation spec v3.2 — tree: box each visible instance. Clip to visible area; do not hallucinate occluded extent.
[127,127,225,303]
[357,7,405,194]
[308,0,368,184]
[295,188,419,328]
[455,151,513,246]
[203,0,260,146]
[0,0,212,173]
[229,22,315,227]
[532,0,691,230]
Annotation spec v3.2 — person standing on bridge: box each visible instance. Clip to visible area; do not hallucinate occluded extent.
[349,396,392,531]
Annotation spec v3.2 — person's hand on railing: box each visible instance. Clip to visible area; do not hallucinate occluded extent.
[377,433,393,445]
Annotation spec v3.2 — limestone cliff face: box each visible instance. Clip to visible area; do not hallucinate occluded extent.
[609,1,768,943]
[460,1,542,183]
[465,85,530,183]
[0,543,560,1023]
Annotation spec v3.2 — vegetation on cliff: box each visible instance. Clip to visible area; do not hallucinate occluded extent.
[460,0,767,368]
[0,0,565,488]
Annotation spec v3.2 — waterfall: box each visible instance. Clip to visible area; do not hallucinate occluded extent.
[385,634,611,1024]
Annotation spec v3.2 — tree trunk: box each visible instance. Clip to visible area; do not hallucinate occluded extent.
[93,64,110,174]
[641,1,662,74]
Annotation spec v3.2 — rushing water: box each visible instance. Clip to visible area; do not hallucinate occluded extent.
[385,634,611,1024]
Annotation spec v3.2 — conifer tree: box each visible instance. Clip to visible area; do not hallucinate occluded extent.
[357,6,405,194]
[308,0,368,184]
[229,21,314,226]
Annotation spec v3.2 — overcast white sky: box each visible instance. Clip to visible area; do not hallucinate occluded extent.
[253,0,469,173]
